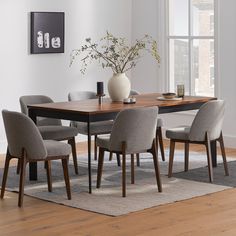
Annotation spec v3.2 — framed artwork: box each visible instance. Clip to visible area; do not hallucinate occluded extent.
[31,12,65,54]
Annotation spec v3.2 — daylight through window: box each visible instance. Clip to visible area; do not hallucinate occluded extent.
[168,0,215,96]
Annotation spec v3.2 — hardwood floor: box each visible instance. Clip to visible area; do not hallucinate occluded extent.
[1,141,236,236]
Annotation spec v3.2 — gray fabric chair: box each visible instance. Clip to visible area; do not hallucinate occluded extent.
[68,91,114,161]
[96,107,162,197]
[166,100,229,182]
[130,90,165,162]
[19,95,79,174]
[1,110,72,207]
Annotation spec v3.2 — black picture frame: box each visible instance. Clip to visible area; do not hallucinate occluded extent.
[31,12,65,54]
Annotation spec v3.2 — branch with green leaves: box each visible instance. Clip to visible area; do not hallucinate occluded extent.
[70,32,160,75]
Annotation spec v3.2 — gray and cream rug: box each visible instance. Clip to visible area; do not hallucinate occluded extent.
[0,150,234,216]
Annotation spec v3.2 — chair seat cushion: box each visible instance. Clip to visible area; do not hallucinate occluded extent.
[73,120,113,135]
[166,126,191,140]
[157,118,163,127]
[44,140,71,157]
[37,117,61,126]
[38,126,78,140]
[96,134,111,150]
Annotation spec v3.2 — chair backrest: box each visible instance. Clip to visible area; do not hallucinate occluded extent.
[68,91,97,101]
[189,100,225,142]
[2,110,47,160]
[110,107,158,153]
[129,90,140,96]
[68,91,97,127]
[19,95,61,126]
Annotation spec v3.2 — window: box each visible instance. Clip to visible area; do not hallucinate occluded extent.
[167,0,216,96]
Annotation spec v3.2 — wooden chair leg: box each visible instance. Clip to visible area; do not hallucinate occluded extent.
[96,148,105,188]
[131,154,135,184]
[184,142,189,172]
[109,152,113,161]
[1,155,11,199]
[94,135,98,161]
[45,160,52,192]
[68,137,79,175]
[157,127,165,161]
[61,158,71,200]
[110,153,121,167]
[168,140,175,178]
[122,142,126,197]
[16,159,21,174]
[136,153,140,167]
[116,153,121,167]
[219,132,229,176]
[12,145,21,175]
[151,140,162,192]
[18,154,27,207]
[205,132,213,183]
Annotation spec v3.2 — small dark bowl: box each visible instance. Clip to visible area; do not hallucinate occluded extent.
[162,93,176,99]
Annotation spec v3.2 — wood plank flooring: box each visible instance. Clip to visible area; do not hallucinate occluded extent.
[1,141,236,236]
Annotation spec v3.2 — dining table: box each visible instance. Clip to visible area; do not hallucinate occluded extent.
[28,93,217,193]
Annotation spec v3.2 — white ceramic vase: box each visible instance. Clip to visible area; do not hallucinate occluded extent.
[108,73,131,102]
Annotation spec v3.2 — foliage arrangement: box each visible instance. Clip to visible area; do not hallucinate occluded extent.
[70,32,160,74]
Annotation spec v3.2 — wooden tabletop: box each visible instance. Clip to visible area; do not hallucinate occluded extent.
[28,93,216,115]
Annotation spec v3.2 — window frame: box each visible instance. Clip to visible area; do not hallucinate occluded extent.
[162,0,219,97]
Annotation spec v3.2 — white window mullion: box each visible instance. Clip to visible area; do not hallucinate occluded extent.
[166,0,216,97]
[166,0,170,92]
[214,0,219,97]
[190,39,195,95]
[188,0,193,95]
[168,36,214,40]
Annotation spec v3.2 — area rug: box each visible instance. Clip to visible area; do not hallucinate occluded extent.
[173,160,236,187]
[0,150,233,216]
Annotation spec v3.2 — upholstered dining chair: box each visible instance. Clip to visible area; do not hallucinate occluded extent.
[1,110,71,207]
[130,90,165,163]
[166,100,229,182]
[68,91,116,162]
[96,107,162,197]
[19,95,79,174]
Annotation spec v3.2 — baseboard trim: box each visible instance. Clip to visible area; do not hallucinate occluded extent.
[222,135,236,149]
[0,140,7,154]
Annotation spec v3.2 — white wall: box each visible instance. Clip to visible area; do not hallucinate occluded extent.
[131,0,163,93]
[0,0,132,152]
[131,0,236,148]
[217,0,236,147]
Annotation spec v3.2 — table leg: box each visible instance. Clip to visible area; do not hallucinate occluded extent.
[211,140,217,167]
[87,117,92,193]
[28,109,38,181]
[29,162,37,180]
